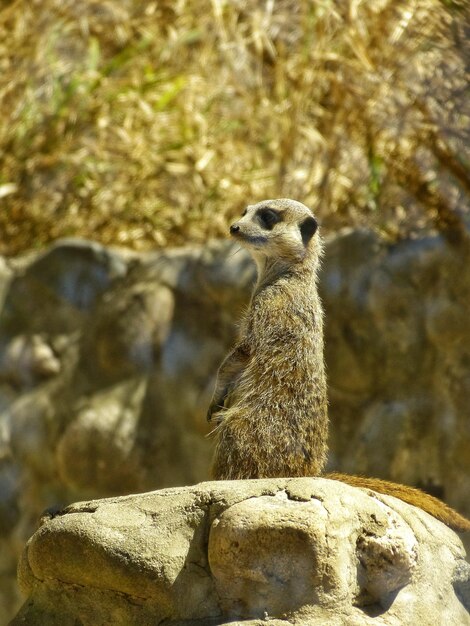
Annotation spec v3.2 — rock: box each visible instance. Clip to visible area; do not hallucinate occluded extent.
[0,239,127,341]
[0,256,12,313]
[11,478,470,625]
[454,560,470,613]
[0,239,249,623]
[0,459,21,623]
[3,232,470,622]
[321,232,470,519]
[0,334,61,387]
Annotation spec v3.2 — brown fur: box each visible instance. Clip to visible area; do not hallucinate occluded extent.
[208,198,470,532]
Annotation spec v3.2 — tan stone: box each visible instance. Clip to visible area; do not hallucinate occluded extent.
[11,479,470,625]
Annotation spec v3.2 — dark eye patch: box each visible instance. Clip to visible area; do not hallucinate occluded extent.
[257,208,282,230]
[299,216,318,245]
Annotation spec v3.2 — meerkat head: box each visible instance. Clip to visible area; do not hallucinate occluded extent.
[229,198,320,265]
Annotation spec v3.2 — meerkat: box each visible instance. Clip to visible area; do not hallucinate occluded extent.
[207,198,470,532]
[208,198,327,479]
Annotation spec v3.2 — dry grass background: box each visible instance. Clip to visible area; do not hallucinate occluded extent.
[0,0,469,255]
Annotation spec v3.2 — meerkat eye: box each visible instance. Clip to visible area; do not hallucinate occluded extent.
[257,208,281,230]
[241,208,248,217]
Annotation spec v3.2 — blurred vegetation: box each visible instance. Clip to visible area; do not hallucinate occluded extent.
[0,0,469,255]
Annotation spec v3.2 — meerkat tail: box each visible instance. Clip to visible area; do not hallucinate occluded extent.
[327,472,470,532]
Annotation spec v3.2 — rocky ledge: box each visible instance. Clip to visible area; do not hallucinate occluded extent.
[11,478,470,625]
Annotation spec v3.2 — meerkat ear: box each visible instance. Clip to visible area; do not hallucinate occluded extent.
[299,216,318,246]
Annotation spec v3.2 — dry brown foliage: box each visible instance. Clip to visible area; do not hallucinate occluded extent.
[0,0,469,255]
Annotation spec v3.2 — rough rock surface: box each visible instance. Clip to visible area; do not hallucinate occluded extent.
[11,478,470,625]
[322,231,470,516]
[2,231,470,622]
